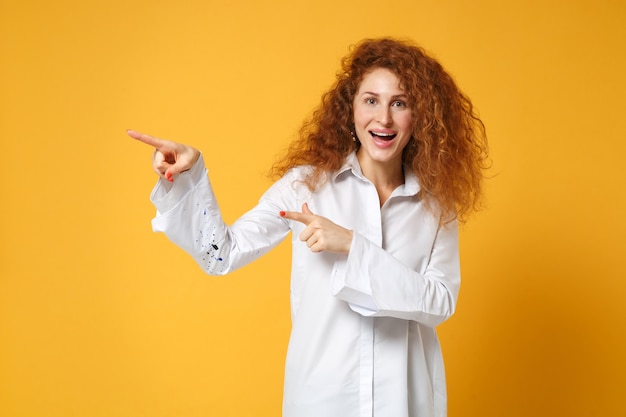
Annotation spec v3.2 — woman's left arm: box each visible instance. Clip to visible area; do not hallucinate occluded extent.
[330,221,460,328]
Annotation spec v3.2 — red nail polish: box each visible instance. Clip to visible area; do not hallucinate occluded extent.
[279,211,286,217]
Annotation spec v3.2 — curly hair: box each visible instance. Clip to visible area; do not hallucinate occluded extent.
[270,37,489,223]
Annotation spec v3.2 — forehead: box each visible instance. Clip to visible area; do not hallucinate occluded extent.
[357,67,405,94]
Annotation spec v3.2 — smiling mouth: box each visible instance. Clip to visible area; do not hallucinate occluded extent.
[370,131,397,141]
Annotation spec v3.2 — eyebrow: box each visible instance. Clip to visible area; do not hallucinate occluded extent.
[360,91,408,99]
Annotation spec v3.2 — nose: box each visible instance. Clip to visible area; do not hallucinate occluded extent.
[377,106,392,126]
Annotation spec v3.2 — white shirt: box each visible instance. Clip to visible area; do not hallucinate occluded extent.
[150,152,460,417]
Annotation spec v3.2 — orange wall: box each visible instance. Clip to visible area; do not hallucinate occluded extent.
[1,1,625,416]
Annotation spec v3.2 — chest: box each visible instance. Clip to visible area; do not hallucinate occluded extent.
[295,177,439,272]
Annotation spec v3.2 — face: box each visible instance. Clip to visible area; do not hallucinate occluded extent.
[353,67,413,174]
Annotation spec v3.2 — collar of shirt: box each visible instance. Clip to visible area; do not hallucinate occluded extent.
[331,152,421,198]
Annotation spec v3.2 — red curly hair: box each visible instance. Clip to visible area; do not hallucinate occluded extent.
[271,37,489,223]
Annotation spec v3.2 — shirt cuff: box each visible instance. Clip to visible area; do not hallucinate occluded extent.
[330,232,378,313]
[150,153,207,214]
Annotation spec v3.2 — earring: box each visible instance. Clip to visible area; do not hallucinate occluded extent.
[351,131,359,143]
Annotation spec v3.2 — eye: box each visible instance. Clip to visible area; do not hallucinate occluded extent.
[365,97,377,105]
[391,100,406,108]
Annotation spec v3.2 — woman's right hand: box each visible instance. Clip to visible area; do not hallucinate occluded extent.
[127,129,200,182]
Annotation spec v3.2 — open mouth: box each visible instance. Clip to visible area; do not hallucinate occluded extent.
[370,131,397,141]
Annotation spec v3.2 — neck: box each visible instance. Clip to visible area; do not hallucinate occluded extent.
[356,151,405,206]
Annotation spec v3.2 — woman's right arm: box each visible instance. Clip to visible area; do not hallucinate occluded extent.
[129,130,294,275]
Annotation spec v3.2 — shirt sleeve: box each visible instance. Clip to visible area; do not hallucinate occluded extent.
[149,155,294,275]
[330,222,460,327]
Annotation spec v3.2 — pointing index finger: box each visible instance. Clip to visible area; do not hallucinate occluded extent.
[127,129,166,149]
[280,210,314,226]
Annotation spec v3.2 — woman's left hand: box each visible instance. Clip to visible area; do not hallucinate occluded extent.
[281,203,353,254]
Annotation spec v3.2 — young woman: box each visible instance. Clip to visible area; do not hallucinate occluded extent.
[128,37,488,417]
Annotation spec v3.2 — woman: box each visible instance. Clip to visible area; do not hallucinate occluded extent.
[128,37,488,417]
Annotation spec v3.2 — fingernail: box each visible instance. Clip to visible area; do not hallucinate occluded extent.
[279,211,286,217]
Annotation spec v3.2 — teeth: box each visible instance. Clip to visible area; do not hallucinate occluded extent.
[371,132,396,139]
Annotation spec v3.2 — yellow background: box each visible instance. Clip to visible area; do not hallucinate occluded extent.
[1,0,625,416]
